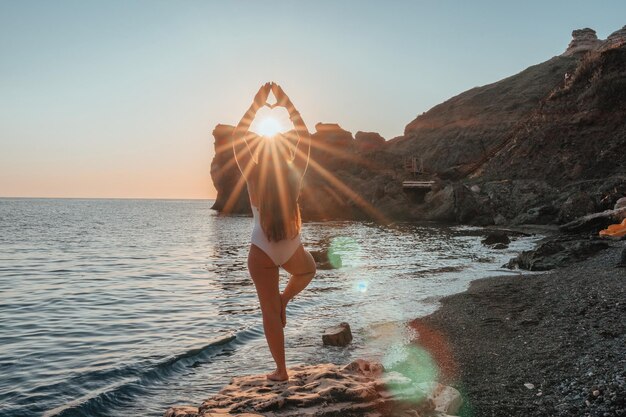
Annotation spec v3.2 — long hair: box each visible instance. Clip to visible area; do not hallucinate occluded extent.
[252,136,302,241]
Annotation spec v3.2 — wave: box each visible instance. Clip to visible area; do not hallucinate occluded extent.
[42,327,262,417]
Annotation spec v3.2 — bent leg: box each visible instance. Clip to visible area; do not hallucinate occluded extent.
[280,245,317,325]
[248,244,288,381]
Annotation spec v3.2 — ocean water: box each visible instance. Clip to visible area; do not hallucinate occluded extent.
[0,198,538,417]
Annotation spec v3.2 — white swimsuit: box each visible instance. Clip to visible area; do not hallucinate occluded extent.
[250,204,301,266]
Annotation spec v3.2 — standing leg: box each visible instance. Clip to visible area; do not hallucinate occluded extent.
[280,245,317,326]
[248,244,288,381]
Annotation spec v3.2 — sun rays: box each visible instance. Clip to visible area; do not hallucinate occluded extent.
[220,113,390,225]
[249,106,292,138]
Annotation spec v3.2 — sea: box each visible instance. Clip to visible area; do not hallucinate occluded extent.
[0,198,539,417]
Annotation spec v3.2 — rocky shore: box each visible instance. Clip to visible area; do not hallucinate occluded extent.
[415,243,625,417]
[165,360,464,417]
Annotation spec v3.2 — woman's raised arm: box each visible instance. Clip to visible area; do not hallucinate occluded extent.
[232,82,271,180]
[272,83,311,177]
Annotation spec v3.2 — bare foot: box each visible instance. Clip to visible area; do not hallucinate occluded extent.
[266,368,289,382]
[279,293,288,328]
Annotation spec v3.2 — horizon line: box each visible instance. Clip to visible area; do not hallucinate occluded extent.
[0,196,217,201]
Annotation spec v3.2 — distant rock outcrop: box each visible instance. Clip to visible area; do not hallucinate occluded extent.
[562,28,602,56]
[164,360,462,417]
[562,25,626,56]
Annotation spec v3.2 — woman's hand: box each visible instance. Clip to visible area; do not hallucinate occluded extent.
[251,82,272,111]
[271,83,295,112]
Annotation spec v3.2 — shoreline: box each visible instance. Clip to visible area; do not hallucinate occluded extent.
[161,228,625,417]
[413,241,625,416]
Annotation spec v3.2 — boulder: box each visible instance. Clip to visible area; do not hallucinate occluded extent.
[557,192,596,224]
[310,249,341,270]
[506,237,609,271]
[454,184,490,225]
[417,382,463,415]
[165,360,462,417]
[615,197,626,210]
[322,322,353,346]
[420,185,456,222]
[560,207,626,234]
[481,231,511,246]
[514,205,558,225]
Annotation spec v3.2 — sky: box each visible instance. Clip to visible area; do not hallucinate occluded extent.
[1,1,624,199]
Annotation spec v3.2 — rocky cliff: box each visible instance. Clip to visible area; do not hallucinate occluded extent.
[209,26,626,226]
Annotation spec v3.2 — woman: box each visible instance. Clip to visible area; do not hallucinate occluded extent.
[232,82,316,381]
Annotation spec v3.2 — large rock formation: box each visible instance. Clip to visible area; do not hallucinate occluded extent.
[209,26,626,226]
[164,360,462,417]
[209,122,409,222]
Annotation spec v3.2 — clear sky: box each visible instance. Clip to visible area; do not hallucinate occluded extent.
[1,1,624,199]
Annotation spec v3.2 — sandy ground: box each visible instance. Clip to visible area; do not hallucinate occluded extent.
[414,242,625,417]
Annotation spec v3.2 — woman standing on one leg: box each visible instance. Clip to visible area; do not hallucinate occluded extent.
[231,82,316,381]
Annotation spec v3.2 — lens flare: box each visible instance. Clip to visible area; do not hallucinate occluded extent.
[383,344,440,404]
[328,236,361,269]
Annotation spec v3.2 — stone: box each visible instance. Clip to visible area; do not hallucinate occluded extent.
[417,382,463,415]
[481,231,510,246]
[493,214,508,226]
[562,28,602,56]
[560,207,626,234]
[557,192,596,224]
[506,237,609,271]
[421,185,456,222]
[322,322,353,346]
[164,360,463,417]
[524,383,535,390]
[615,197,626,210]
[310,249,340,270]
[514,205,558,225]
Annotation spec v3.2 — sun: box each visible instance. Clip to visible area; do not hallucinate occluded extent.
[257,116,283,137]
[249,107,291,137]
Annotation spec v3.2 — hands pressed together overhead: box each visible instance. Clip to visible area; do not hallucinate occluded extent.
[252,82,294,112]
